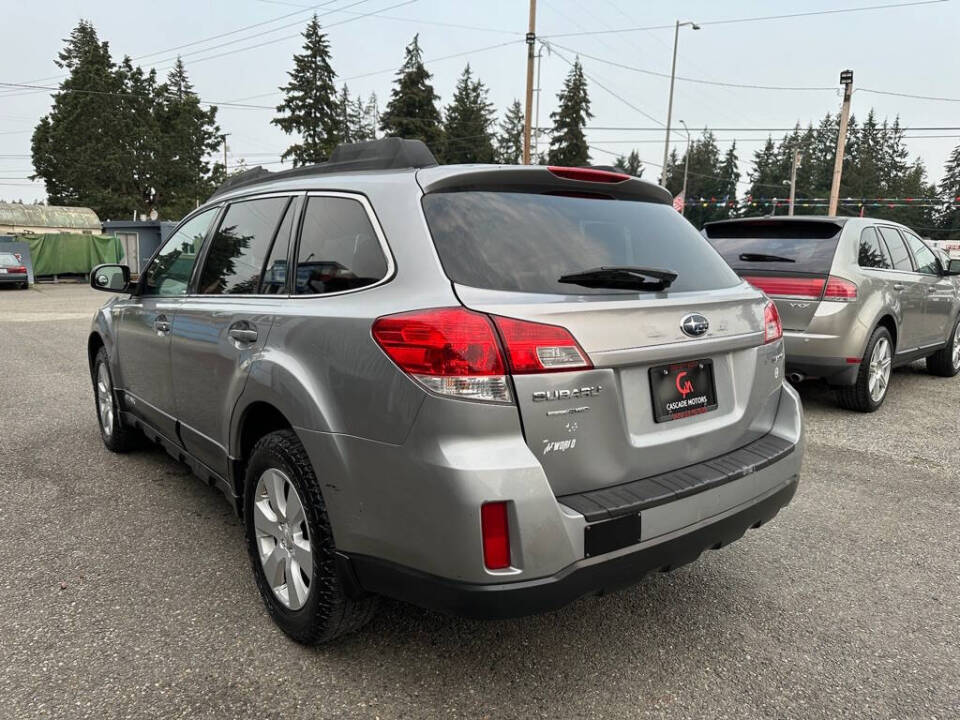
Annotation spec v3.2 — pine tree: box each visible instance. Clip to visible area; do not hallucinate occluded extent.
[613,150,643,177]
[547,59,592,166]
[335,84,365,144]
[31,20,132,217]
[938,144,960,238]
[495,99,524,164]
[441,64,495,164]
[363,93,379,140]
[272,15,340,166]
[379,35,443,154]
[154,57,221,219]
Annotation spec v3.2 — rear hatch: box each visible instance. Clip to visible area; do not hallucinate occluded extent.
[418,167,782,497]
[703,218,844,331]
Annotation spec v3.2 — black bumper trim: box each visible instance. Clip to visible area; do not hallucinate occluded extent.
[786,358,859,385]
[558,433,795,523]
[347,478,798,620]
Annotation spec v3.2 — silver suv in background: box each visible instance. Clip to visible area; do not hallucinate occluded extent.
[704,217,960,411]
[87,139,803,643]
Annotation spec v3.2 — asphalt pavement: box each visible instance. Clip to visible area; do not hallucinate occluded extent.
[0,283,957,719]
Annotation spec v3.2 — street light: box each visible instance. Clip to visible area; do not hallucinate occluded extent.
[660,20,700,186]
[679,119,691,217]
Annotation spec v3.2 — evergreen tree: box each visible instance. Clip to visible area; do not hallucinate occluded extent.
[154,57,221,219]
[938,144,960,238]
[441,64,495,164]
[363,92,379,140]
[665,130,736,227]
[613,150,643,177]
[379,35,443,154]
[31,20,131,217]
[335,84,366,143]
[272,15,340,166]
[547,59,592,166]
[495,99,524,164]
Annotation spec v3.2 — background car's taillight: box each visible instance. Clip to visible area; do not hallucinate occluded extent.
[764,300,783,344]
[491,315,592,374]
[12,266,26,274]
[743,276,825,299]
[823,276,858,302]
[371,308,511,402]
[372,308,593,402]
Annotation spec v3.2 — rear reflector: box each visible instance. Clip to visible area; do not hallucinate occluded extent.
[371,308,511,403]
[481,502,511,570]
[763,300,782,344]
[547,166,630,183]
[823,276,858,302]
[492,315,592,374]
[743,275,825,299]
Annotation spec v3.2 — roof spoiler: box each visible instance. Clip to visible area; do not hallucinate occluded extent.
[209,138,438,199]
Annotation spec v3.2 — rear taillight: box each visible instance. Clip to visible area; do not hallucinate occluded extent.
[12,266,26,274]
[372,308,592,402]
[481,502,511,570]
[743,276,825,299]
[823,276,858,302]
[491,315,592,374]
[763,300,783,344]
[371,308,510,403]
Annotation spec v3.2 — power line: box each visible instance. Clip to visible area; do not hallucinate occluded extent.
[546,42,835,92]
[859,87,960,103]
[0,82,275,110]
[549,44,663,126]
[541,0,948,38]
[581,125,960,132]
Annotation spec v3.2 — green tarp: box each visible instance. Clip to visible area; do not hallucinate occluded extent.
[18,233,123,276]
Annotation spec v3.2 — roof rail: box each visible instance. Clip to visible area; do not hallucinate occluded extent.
[209,138,438,199]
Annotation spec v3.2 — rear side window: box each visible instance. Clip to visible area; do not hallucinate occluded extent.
[858,227,891,269]
[703,220,842,275]
[259,200,295,294]
[198,196,289,295]
[903,231,939,275]
[878,227,913,271]
[421,191,739,295]
[293,196,388,295]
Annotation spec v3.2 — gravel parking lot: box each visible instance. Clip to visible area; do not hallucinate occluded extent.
[1,283,957,720]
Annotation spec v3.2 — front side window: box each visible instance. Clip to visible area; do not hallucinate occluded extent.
[141,208,218,297]
[902,232,939,275]
[198,197,289,295]
[878,227,913,272]
[293,196,388,295]
[858,227,891,269]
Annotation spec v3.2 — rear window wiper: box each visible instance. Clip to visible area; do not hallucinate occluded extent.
[558,266,678,291]
[738,252,796,263]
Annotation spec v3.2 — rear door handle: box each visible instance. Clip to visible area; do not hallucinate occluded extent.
[154,314,171,334]
[228,324,258,344]
[893,283,905,291]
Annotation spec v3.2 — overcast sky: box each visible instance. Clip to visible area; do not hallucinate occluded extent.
[1,0,958,206]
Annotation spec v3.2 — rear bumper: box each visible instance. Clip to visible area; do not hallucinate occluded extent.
[347,476,799,619]
[785,354,860,385]
[0,273,27,285]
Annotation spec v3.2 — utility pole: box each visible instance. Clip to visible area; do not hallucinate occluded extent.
[680,119,691,218]
[828,70,854,216]
[788,149,799,216]
[220,133,230,173]
[661,20,700,184]
[532,43,545,159]
[522,0,537,165]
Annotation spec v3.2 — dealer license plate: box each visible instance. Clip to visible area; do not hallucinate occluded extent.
[649,359,718,423]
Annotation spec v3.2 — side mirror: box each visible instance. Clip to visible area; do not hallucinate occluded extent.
[946,258,960,276]
[91,263,131,293]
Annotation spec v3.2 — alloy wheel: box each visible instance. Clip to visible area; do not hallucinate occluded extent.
[868,337,892,403]
[253,468,312,610]
[96,363,114,437]
[953,323,960,370]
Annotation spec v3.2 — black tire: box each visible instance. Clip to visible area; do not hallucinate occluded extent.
[243,429,377,644]
[925,315,960,377]
[835,326,893,413]
[92,347,141,452]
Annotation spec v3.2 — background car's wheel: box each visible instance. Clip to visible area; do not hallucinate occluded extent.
[244,429,377,644]
[925,315,960,377]
[836,326,893,412]
[93,346,140,452]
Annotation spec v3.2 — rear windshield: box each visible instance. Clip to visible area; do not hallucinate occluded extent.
[0,253,18,265]
[703,220,842,275]
[421,191,740,295]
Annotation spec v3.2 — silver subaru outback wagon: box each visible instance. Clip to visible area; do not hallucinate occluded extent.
[87,139,803,643]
